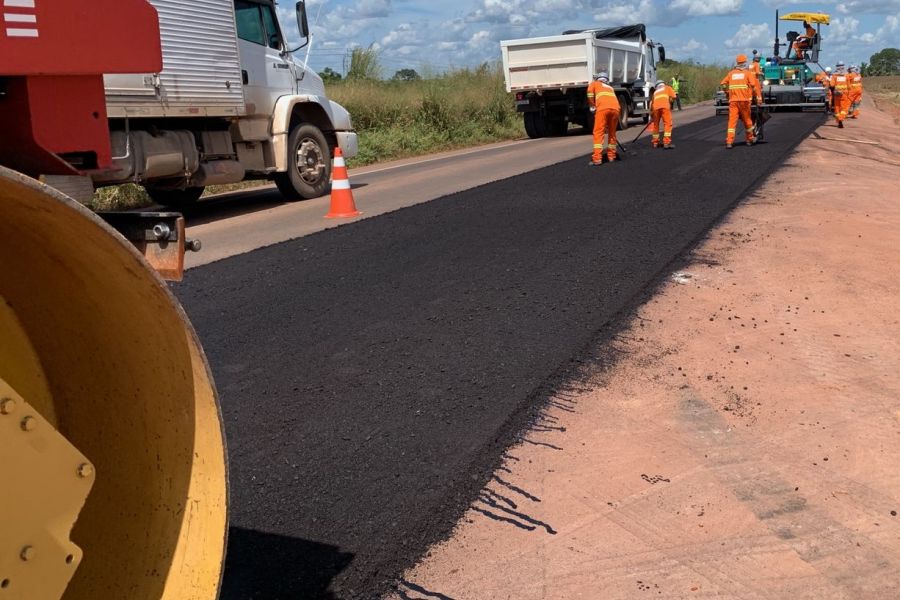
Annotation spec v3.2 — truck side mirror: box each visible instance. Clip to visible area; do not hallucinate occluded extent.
[658,45,666,63]
[296,1,309,38]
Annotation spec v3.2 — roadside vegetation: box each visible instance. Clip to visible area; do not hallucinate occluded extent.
[657,60,729,105]
[326,48,522,166]
[865,75,900,107]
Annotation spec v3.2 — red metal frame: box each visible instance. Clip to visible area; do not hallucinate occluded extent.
[0,0,163,176]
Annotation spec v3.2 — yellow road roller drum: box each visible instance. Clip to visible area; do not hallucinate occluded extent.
[0,166,227,599]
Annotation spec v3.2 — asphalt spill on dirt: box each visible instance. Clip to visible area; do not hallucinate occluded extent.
[174,113,822,599]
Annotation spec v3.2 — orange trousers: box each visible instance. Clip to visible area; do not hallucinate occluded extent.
[726,102,754,144]
[649,108,673,147]
[849,91,862,117]
[592,109,619,163]
[834,92,851,123]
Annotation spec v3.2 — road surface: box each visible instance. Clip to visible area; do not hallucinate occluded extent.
[173,111,822,599]
[181,104,716,268]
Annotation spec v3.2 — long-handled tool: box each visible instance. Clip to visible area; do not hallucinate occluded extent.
[617,119,652,156]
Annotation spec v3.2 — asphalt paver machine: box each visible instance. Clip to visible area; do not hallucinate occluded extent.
[716,11,831,140]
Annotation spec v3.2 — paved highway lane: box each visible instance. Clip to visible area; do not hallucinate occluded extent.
[181,103,717,268]
[173,113,823,599]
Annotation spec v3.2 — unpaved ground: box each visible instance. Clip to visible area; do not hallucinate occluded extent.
[393,98,900,599]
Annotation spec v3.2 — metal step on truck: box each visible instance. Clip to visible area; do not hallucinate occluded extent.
[1,0,358,207]
[501,24,666,138]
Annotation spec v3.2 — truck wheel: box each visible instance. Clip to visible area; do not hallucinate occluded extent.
[524,112,541,139]
[642,114,650,124]
[145,186,205,207]
[618,97,630,130]
[274,123,331,200]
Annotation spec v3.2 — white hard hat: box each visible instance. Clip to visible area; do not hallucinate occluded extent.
[836,60,845,67]
[825,67,832,72]
[597,71,609,82]
[655,80,666,87]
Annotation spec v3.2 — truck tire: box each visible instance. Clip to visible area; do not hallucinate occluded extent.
[524,112,542,139]
[274,123,331,200]
[145,186,205,207]
[547,117,568,136]
[618,96,630,130]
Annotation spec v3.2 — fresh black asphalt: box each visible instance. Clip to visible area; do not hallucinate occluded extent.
[173,113,822,599]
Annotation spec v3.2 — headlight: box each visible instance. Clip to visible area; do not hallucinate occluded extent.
[763,79,770,86]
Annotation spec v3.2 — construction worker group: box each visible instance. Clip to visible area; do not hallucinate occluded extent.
[585,52,864,163]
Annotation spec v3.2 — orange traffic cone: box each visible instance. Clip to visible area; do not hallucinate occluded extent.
[325,147,361,219]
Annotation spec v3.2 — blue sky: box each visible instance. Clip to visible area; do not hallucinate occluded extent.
[275,0,900,75]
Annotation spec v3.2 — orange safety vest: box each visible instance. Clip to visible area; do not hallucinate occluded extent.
[720,68,761,103]
[750,62,762,77]
[830,73,850,93]
[587,81,620,111]
[848,73,863,93]
[651,85,677,111]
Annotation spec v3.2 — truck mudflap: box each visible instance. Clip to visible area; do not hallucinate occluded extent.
[336,131,360,159]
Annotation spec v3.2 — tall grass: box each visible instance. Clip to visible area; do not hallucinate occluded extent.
[865,75,900,106]
[657,61,730,105]
[327,62,523,166]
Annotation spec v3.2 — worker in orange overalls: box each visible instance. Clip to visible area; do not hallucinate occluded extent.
[830,61,851,128]
[816,67,833,113]
[720,54,762,149]
[848,65,863,119]
[649,80,677,149]
[791,21,816,59]
[750,52,763,78]
[587,71,621,165]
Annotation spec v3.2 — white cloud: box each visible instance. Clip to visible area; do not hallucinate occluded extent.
[837,1,900,15]
[670,38,709,60]
[724,23,772,50]
[669,0,742,17]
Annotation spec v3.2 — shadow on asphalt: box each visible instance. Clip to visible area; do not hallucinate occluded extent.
[220,527,354,600]
[177,182,371,227]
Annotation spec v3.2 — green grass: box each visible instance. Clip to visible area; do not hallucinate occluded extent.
[865,75,900,106]
[87,180,270,211]
[327,64,523,167]
[657,62,730,105]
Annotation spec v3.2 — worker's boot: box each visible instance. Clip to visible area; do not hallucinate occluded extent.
[838,121,844,129]
[664,143,675,149]
[726,143,733,149]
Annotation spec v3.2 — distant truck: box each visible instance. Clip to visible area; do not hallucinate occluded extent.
[500,24,666,138]
[0,0,358,206]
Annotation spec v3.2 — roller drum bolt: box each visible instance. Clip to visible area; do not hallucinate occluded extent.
[152,223,171,241]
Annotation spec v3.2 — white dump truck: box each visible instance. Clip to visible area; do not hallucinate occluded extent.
[500,24,666,137]
[92,0,357,205]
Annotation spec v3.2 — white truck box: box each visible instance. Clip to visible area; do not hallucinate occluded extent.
[501,31,644,92]
[105,0,245,118]
[500,24,665,137]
